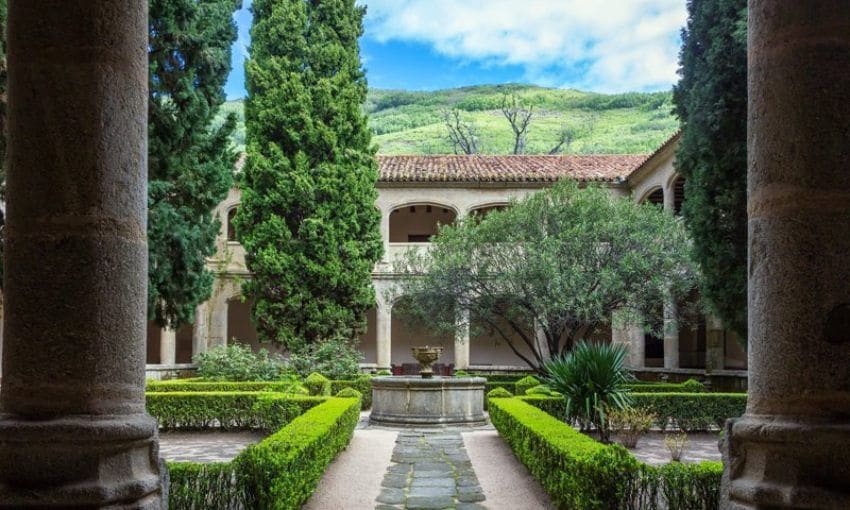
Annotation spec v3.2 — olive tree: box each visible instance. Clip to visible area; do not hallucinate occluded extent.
[392,181,696,372]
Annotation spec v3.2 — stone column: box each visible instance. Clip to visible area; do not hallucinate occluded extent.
[208,294,229,349]
[454,309,470,370]
[662,301,679,369]
[663,181,676,213]
[704,315,724,373]
[723,2,850,508]
[0,0,164,507]
[376,303,393,371]
[160,328,177,366]
[612,310,645,369]
[192,302,209,358]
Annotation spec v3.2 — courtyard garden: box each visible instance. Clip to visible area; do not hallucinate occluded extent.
[146,342,746,509]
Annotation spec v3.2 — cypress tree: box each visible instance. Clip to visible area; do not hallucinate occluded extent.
[237,0,382,348]
[673,0,748,336]
[148,0,241,327]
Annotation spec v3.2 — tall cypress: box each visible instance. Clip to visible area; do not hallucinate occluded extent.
[673,0,748,336]
[148,0,241,327]
[237,0,382,348]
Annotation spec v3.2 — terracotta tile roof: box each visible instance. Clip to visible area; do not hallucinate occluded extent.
[377,154,647,184]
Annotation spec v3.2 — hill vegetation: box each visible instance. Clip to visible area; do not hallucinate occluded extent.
[219,84,679,155]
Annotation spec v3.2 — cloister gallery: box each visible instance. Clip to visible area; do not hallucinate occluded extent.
[141,133,748,380]
[0,1,847,508]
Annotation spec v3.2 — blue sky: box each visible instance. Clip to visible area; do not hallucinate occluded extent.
[224,0,687,100]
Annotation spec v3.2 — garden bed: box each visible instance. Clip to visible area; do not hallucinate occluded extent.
[146,390,360,509]
[489,396,722,510]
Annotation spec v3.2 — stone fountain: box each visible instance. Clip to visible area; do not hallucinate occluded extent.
[369,346,486,427]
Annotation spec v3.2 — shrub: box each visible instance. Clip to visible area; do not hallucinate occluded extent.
[167,397,360,510]
[330,376,372,410]
[543,341,633,442]
[665,432,689,462]
[146,392,322,430]
[487,387,513,398]
[375,369,392,376]
[489,397,721,510]
[526,384,556,396]
[453,370,471,378]
[168,462,243,510]
[237,398,361,509]
[304,372,332,396]
[631,393,746,431]
[609,407,656,448]
[285,337,363,380]
[194,344,285,382]
[485,381,517,395]
[335,387,362,399]
[514,375,541,396]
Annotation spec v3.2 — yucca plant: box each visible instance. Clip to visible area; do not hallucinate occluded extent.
[542,340,634,443]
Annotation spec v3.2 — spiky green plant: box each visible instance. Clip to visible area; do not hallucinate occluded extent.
[542,340,634,443]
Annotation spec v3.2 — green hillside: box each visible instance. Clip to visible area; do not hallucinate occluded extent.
[220,84,679,155]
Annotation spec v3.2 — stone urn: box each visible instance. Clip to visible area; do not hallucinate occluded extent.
[411,345,443,378]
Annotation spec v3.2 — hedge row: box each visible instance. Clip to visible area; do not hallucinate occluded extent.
[146,380,300,393]
[146,392,324,430]
[519,392,746,432]
[489,397,721,510]
[168,396,361,510]
[148,377,374,410]
[624,379,706,393]
[631,392,747,431]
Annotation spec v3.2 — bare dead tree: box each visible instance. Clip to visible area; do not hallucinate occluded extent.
[501,92,534,154]
[442,109,479,155]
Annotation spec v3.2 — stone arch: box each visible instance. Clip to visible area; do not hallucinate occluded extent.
[637,186,665,206]
[467,202,510,221]
[388,201,459,243]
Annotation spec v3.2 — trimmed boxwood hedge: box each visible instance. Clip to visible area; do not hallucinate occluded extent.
[519,392,746,432]
[625,379,706,393]
[238,397,360,509]
[146,392,324,430]
[489,397,721,510]
[631,392,747,431]
[167,396,360,510]
[146,380,303,393]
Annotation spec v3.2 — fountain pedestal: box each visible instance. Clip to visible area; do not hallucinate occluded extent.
[369,376,487,427]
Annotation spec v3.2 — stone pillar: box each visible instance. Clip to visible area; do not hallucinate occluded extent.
[0,0,164,507]
[192,302,209,358]
[663,181,676,213]
[662,301,679,369]
[454,308,470,370]
[723,2,850,508]
[160,328,177,366]
[208,294,229,349]
[612,310,645,369]
[705,315,725,373]
[376,303,393,371]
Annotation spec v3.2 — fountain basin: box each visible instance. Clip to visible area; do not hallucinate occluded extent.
[370,376,487,427]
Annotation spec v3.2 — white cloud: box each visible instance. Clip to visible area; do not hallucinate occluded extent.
[360,0,687,92]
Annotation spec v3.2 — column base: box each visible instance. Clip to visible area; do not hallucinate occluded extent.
[0,413,165,508]
[722,415,850,509]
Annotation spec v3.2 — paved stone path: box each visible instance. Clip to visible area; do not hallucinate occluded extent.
[376,431,486,510]
[158,431,265,463]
